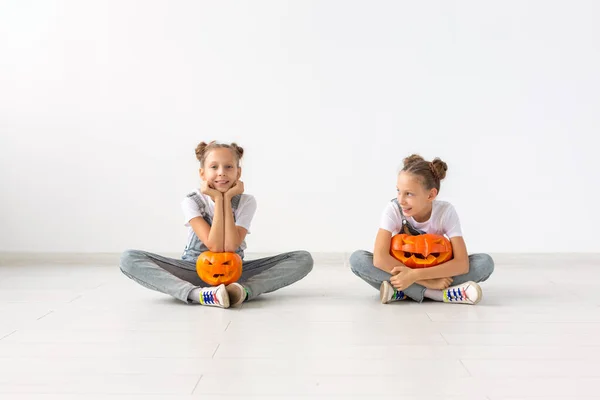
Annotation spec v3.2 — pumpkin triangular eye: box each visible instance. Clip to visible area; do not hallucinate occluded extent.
[222,261,231,266]
[204,260,213,266]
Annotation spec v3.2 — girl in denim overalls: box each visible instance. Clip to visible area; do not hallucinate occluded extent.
[350,154,494,305]
[120,141,313,308]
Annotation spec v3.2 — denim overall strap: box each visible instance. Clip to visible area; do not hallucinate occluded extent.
[391,198,426,236]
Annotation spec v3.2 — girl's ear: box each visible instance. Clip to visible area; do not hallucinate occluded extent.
[428,187,438,200]
[237,167,242,180]
[199,168,204,180]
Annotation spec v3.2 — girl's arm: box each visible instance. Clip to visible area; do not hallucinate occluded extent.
[410,236,470,280]
[223,199,248,252]
[207,194,226,252]
[373,229,404,273]
[188,184,226,252]
[188,195,226,252]
[223,182,248,252]
[188,216,222,252]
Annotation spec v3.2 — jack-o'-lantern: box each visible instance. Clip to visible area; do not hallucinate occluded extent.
[196,251,242,285]
[390,234,453,268]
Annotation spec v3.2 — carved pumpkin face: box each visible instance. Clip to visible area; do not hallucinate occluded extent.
[196,252,242,286]
[390,233,453,268]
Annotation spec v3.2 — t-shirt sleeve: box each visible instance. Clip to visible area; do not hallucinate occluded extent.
[442,204,463,238]
[234,196,257,232]
[379,202,401,234]
[181,196,204,226]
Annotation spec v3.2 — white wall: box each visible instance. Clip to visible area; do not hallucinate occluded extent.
[1,0,599,254]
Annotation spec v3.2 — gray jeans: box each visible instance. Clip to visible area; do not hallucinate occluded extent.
[349,250,494,302]
[120,250,313,303]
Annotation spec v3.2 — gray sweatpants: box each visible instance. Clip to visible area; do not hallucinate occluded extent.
[120,249,313,303]
[349,250,494,302]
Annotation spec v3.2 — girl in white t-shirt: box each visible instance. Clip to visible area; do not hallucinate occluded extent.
[119,141,313,308]
[350,154,494,305]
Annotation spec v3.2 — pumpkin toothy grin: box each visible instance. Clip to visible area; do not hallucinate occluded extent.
[390,233,453,268]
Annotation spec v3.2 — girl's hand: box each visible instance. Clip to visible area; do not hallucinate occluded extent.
[225,180,245,199]
[389,265,418,291]
[417,277,453,290]
[201,181,222,200]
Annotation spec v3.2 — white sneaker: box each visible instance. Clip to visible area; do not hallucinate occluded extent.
[198,284,230,308]
[442,281,482,305]
[226,282,247,307]
[380,281,407,304]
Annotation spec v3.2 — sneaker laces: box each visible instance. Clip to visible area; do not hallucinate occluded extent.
[444,286,466,302]
[200,288,220,305]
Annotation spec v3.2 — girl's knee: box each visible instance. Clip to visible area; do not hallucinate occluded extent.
[481,253,495,276]
[292,250,314,275]
[471,253,494,280]
[349,250,372,273]
[119,249,145,275]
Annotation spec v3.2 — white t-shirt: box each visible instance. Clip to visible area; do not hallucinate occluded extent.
[379,200,462,238]
[181,190,257,252]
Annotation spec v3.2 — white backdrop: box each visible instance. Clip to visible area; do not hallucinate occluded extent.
[1,1,598,254]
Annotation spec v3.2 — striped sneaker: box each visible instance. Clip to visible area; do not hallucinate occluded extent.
[443,281,482,305]
[198,284,230,308]
[380,281,407,304]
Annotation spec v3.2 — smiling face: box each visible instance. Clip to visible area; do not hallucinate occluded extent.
[199,147,241,193]
[396,171,438,222]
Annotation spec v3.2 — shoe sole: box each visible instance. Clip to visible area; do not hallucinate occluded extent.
[226,283,244,307]
[218,284,230,308]
[379,281,391,304]
[467,281,483,305]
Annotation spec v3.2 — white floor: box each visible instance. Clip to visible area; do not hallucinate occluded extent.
[0,252,599,399]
